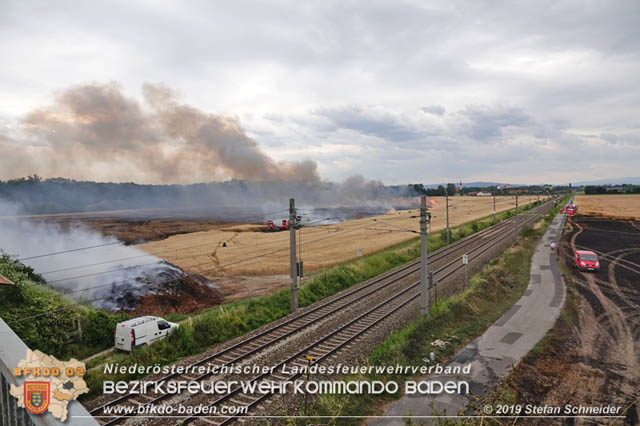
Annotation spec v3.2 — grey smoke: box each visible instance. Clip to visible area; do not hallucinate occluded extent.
[0,213,183,310]
[12,82,319,184]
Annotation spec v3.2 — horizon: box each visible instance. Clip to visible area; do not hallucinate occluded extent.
[1,174,639,188]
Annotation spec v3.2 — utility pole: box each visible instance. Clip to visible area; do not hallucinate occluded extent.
[445,192,450,244]
[420,196,429,315]
[289,198,298,312]
[493,191,496,225]
[515,194,519,240]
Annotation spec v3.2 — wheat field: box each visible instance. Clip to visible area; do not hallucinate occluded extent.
[138,195,543,278]
[574,195,640,220]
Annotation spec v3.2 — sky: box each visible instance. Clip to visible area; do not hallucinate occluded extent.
[0,0,639,185]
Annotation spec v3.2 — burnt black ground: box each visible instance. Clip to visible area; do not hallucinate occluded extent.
[521,216,640,425]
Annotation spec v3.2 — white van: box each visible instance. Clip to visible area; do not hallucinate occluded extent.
[114,316,179,351]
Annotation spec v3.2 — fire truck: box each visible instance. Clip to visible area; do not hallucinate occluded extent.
[561,204,577,216]
[265,219,291,232]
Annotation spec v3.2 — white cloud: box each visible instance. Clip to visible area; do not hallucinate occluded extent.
[0,0,639,184]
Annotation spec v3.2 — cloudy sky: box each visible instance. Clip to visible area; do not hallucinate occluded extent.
[1,0,639,185]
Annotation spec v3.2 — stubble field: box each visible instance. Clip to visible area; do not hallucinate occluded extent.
[138,196,542,293]
[574,194,640,220]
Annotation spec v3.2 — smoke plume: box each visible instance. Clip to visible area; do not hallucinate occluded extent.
[0,214,186,311]
[8,82,319,184]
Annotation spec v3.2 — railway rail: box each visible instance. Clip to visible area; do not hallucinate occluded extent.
[90,200,554,425]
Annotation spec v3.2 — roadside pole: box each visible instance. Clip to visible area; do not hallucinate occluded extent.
[289,198,298,312]
[445,192,450,244]
[420,196,429,315]
[493,192,496,224]
[515,194,519,240]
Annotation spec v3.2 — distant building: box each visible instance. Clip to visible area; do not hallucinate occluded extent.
[0,274,14,286]
[476,192,492,196]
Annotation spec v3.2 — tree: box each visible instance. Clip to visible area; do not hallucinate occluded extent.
[411,183,427,195]
[446,183,457,195]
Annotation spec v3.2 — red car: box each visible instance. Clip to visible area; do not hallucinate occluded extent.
[574,250,600,271]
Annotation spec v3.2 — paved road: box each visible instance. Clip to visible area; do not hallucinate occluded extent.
[369,213,567,425]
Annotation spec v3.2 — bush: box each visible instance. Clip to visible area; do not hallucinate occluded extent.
[519,225,536,240]
[83,310,129,347]
[0,262,79,358]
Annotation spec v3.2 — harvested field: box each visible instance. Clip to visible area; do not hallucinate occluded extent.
[508,216,640,425]
[59,218,232,244]
[574,194,640,220]
[138,196,542,298]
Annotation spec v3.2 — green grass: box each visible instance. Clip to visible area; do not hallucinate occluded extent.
[301,203,562,425]
[0,254,130,361]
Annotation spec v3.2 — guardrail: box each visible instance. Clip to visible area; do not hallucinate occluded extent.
[0,317,99,426]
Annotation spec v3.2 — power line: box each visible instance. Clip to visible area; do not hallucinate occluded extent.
[372,218,419,234]
[17,241,123,262]
[44,234,292,286]
[39,229,290,276]
[13,208,291,265]
[19,213,399,305]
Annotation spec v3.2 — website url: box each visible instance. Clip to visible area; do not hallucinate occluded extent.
[102,403,248,416]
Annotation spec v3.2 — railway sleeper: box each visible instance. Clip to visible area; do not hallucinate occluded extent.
[304,313,322,321]
[252,336,275,345]
[267,331,286,339]
[138,394,157,402]
[271,372,290,381]
[291,361,308,370]
[216,354,237,363]
[307,350,324,359]
[227,348,253,358]
[315,343,335,352]
[327,337,349,345]
[196,417,223,425]
[230,396,254,406]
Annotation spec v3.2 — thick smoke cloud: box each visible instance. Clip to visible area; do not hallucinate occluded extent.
[13,82,319,184]
[0,214,183,310]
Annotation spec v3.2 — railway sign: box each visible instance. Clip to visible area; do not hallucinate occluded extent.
[358,248,363,257]
[462,254,468,265]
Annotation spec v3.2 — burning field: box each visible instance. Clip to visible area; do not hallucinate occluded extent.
[0,195,540,314]
[574,194,640,220]
[137,195,537,300]
[0,216,223,316]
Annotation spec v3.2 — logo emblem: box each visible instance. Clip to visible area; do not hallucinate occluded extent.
[24,382,50,415]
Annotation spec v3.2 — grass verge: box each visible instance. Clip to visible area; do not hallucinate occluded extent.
[299,197,568,425]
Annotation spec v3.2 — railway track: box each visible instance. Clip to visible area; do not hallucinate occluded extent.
[90,200,553,425]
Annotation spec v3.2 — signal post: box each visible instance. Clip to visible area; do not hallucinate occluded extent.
[420,196,430,315]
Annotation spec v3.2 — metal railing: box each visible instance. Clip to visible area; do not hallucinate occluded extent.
[0,317,99,426]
